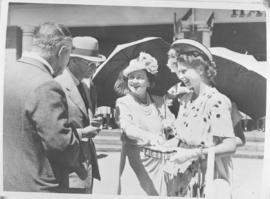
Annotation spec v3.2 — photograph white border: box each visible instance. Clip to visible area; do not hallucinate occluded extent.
[0,0,269,199]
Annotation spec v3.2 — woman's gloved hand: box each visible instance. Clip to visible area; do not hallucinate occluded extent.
[170,148,202,164]
[77,125,100,139]
[162,137,179,148]
[148,134,166,146]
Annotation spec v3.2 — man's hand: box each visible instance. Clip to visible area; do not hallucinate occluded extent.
[78,125,100,139]
[90,116,103,128]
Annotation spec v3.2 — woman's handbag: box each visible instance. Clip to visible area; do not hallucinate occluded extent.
[142,145,177,160]
[164,140,216,197]
[166,158,203,196]
[169,144,229,198]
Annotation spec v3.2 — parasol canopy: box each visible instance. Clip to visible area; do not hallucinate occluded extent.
[210,47,267,120]
[93,37,179,108]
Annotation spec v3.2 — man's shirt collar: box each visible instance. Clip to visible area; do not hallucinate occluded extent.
[22,51,54,75]
[67,68,80,86]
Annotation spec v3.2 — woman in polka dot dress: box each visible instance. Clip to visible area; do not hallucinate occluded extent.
[165,39,237,198]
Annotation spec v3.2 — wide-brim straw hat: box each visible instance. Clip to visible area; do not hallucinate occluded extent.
[70,36,106,62]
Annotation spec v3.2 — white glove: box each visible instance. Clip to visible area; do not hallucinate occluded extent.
[162,138,179,148]
[148,134,165,146]
[78,125,100,139]
[170,148,202,164]
[177,86,192,95]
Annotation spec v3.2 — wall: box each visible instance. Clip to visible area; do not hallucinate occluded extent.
[5,3,267,61]
[7,3,266,27]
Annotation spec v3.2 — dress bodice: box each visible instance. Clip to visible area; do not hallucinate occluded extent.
[116,93,175,145]
[175,86,235,147]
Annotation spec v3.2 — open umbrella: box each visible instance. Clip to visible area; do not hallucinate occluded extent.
[210,47,267,120]
[93,37,179,108]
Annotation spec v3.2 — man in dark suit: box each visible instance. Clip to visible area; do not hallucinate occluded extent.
[3,22,100,193]
[55,36,106,193]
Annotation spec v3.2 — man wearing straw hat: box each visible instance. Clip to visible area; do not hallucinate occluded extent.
[56,36,106,193]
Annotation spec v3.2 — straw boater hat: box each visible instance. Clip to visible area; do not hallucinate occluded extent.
[70,36,106,62]
[171,39,213,63]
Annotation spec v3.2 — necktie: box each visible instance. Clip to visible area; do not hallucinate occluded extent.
[77,82,89,109]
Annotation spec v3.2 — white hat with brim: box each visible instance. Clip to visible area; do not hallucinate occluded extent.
[123,59,146,77]
[171,39,213,62]
[70,36,106,62]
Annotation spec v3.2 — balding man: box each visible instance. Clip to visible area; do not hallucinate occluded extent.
[3,22,95,193]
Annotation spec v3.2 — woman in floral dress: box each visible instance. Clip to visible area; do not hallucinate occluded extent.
[166,39,237,198]
[114,52,175,196]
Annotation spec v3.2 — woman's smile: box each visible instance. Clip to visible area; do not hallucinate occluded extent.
[127,70,149,95]
[181,77,190,86]
[130,83,140,89]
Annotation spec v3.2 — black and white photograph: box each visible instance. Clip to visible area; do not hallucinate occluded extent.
[0,0,269,199]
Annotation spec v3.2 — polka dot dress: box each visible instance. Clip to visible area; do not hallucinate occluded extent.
[175,86,234,147]
[174,86,235,188]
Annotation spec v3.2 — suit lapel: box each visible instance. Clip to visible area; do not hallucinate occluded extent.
[81,80,96,119]
[89,80,97,114]
[59,70,88,117]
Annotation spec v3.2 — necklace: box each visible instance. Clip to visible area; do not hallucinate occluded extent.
[133,96,148,105]
[142,105,153,116]
[131,93,154,116]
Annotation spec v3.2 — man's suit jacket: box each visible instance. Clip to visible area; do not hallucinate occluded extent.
[55,69,100,180]
[3,57,87,192]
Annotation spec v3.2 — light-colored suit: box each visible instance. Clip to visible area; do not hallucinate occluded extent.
[55,69,100,192]
[3,56,87,192]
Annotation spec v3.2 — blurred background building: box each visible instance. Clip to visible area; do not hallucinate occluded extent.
[6,4,266,60]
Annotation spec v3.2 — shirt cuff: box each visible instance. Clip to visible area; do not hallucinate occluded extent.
[76,128,83,140]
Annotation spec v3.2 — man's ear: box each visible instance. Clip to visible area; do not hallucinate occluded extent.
[57,45,67,57]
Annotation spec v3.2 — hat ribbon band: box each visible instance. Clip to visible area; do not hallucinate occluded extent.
[72,48,99,57]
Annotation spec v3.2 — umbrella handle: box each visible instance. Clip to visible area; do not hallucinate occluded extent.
[163,96,167,119]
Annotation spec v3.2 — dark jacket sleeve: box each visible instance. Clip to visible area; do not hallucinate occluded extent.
[89,80,97,114]
[25,80,86,172]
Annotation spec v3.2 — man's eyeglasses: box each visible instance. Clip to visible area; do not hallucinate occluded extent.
[76,58,99,68]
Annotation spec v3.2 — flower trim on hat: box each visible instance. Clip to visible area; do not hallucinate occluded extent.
[123,52,159,77]
[137,52,158,75]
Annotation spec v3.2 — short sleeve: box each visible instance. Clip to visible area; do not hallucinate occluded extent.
[208,95,235,138]
[115,98,134,131]
[164,104,175,122]
[231,102,243,127]
[115,97,153,144]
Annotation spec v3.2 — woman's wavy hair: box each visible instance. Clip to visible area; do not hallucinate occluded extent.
[114,69,156,97]
[171,45,217,86]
